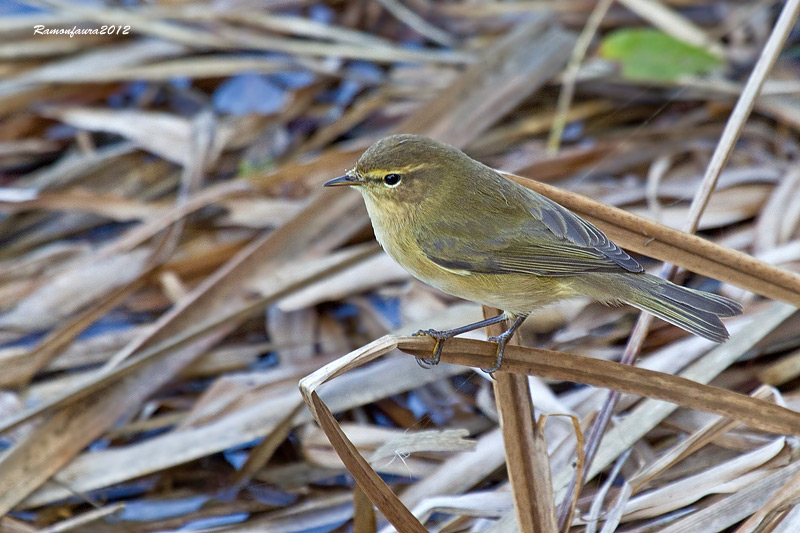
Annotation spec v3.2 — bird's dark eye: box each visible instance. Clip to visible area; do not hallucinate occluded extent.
[383,173,401,186]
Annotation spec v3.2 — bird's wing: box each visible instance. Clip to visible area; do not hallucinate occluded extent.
[420,187,643,277]
[522,189,642,273]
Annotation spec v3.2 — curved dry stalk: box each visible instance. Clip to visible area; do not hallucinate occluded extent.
[299,328,800,533]
[396,336,800,436]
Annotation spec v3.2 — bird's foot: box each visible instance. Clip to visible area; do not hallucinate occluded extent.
[484,329,515,374]
[412,328,451,368]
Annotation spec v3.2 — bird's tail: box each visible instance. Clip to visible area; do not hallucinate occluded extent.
[620,273,743,343]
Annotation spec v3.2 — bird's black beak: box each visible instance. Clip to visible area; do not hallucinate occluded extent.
[323,174,363,187]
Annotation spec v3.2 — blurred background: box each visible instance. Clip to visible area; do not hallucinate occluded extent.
[1,0,800,531]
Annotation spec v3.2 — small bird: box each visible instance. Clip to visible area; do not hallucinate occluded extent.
[324,134,742,372]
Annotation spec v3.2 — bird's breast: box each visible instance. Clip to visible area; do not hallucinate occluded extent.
[364,195,455,283]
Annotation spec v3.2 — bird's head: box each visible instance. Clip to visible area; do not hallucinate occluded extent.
[324,134,472,208]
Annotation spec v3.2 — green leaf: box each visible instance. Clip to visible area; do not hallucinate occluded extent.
[599,29,723,81]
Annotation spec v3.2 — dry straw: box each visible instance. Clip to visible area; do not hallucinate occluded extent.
[1,0,800,531]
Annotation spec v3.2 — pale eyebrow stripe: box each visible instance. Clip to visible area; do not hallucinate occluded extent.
[364,162,431,177]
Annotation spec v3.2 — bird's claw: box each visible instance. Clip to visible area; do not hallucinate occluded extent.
[412,328,449,368]
[483,333,512,374]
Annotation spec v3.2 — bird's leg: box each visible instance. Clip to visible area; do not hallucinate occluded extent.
[483,315,528,374]
[413,314,508,368]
